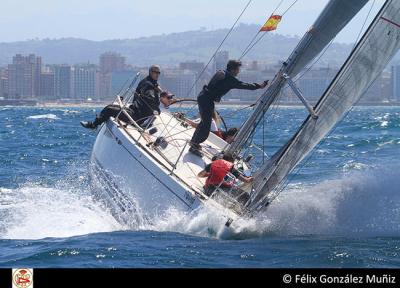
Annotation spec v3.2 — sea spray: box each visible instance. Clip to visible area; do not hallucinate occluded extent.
[145,166,400,239]
[0,184,124,240]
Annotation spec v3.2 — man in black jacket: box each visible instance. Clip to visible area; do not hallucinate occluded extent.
[130,65,162,124]
[189,60,268,156]
[80,65,162,129]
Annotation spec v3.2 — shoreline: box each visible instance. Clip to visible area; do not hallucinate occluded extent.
[35,101,400,108]
[1,101,399,108]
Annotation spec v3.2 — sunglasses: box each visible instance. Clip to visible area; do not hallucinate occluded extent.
[151,70,161,74]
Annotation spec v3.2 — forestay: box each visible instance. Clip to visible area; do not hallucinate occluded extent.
[226,0,369,156]
[249,0,400,210]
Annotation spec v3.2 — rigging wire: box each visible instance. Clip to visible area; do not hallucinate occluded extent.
[230,0,301,156]
[239,0,285,60]
[170,0,298,151]
[219,103,256,119]
[185,0,253,98]
[240,93,282,163]
[284,0,376,90]
[280,0,377,184]
[240,0,299,59]
[173,0,254,129]
[280,0,299,16]
[352,0,376,50]
[176,0,300,133]
[260,0,378,209]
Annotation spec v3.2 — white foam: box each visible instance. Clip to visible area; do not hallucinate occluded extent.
[0,185,124,240]
[147,167,400,239]
[2,167,399,240]
[26,114,60,120]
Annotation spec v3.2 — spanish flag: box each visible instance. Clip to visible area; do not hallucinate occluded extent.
[260,15,282,32]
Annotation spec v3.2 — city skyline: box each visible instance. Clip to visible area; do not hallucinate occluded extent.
[0,51,398,105]
[0,0,385,43]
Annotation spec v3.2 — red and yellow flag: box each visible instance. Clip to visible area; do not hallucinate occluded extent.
[260,15,282,32]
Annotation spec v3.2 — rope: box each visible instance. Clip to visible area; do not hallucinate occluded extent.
[240,0,299,59]
[221,103,256,119]
[215,110,228,132]
[280,0,299,16]
[352,0,376,51]
[281,0,375,92]
[259,1,379,210]
[169,99,197,105]
[185,0,253,98]
[239,0,285,60]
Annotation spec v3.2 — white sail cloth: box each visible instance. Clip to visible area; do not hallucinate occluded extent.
[227,0,369,155]
[250,0,400,210]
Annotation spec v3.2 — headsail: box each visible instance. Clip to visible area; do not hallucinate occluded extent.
[249,0,400,210]
[226,0,369,156]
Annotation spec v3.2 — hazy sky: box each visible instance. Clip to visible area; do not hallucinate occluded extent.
[0,0,385,43]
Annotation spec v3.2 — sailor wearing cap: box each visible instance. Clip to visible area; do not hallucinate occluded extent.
[159,90,178,113]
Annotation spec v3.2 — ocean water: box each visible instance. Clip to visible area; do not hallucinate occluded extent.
[0,106,399,268]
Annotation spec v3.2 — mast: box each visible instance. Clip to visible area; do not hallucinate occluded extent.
[250,0,400,210]
[226,0,369,156]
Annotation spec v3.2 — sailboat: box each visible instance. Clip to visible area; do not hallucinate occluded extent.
[89,0,400,228]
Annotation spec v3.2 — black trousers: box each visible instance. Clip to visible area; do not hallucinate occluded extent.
[190,92,215,145]
[93,104,136,127]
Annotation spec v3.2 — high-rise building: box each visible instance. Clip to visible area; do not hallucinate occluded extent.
[0,78,5,98]
[250,61,259,71]
[99,52,126,99]
[214,51,229,72]
[53,65,72,99]
[0,68,7,98]
[179,61,207,96]
[179,61,205,74]
[100,52,126,74]
[298,67,338,102]
[160,69,197,98]
[391,65,400,102]
[226,69,267,102]
[73,64,99,100]
[7,54,42,99]
[111,70,138,97]
[40,71,55,99]
[381,70,392,103]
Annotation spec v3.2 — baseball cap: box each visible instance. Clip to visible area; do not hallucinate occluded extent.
[160,91,175,99]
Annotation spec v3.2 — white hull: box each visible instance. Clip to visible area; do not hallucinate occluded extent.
[89,113,242,227]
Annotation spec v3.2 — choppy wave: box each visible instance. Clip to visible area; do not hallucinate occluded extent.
[1,165,400,241]
[26,114,60,120]
[148,167,400,239]
[1,107,399,242]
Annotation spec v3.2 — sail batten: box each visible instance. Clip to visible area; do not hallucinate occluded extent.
[227,0,369,156]
[249,0,400,210]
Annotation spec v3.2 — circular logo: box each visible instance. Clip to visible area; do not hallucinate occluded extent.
[12,269,33,288]
[283,274,292,284]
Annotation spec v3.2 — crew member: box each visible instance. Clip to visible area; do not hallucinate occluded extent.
[159,91,178,113]
[80,65,162,129]
[130,65,162,124]
[221,127,238,144]
[185,111,222,139]
[189,60,269,156]
[198,153,253,197]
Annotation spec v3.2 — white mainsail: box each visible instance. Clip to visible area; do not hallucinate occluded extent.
[227,0,368,156]
[249,0,400,210]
